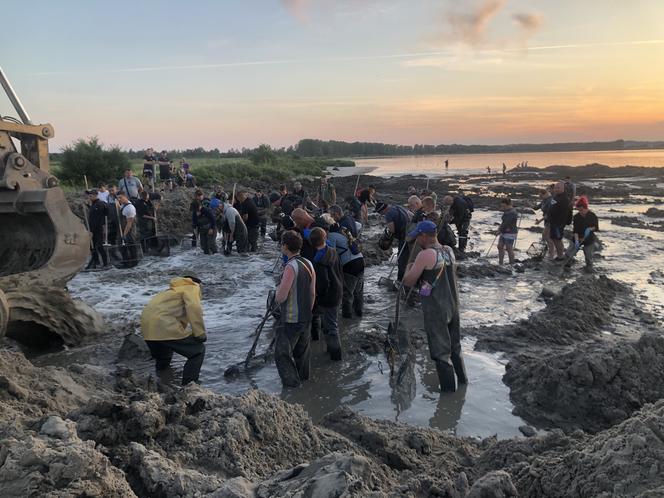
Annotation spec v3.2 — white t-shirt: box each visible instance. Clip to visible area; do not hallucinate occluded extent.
[120,203,136,219]
[98,191,110,203]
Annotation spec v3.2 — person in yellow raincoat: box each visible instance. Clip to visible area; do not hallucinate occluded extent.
[141,274,207,385]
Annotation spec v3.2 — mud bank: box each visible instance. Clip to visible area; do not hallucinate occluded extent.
[471,275,629,354]
[3,348,664,497]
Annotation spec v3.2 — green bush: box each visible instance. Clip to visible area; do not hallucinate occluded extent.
[250,144,277,165]
[57,137,130,186]
[193,158,324,187]
[319,158,355,168]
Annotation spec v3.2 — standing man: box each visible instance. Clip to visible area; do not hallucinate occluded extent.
[253,189,271,238]
[497,197,518,265]
[309,227,344,361]
[318,177,336,206]
[85,189,109,270]
[535,187,555,259]
[135,191,157,253]
[565,196,599,272]
[563,176,576,203]
[502,163,507,175]
[237,191,260,252]
[97,184,110,203]
[403,221,466,393]
[273,230,316,387]
[142,148,156,189]
[292,182,308,208]
[444,159,449,170]
[375,201,412,281]
[140,274,207,386]
[158,150,173,191]
[219,201,248,254]
[116,191,139,267]
[191,201,218,255]
[443,195,473,257]
[549,181,571,260]
[118,168,143,202]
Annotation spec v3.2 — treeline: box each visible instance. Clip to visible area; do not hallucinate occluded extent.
[294,138,664,157]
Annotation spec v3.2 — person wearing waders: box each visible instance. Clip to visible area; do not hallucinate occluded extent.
[443,195,473,257]
[116,191,139,268]
[403,221,467,393]
[549,181,571,260]
[565,196,600,272]
[309,227,344,360]
[273,230,316,387]
[219,201,248,254]
[141,274,207,385]
[85,189,110,269]
[497,197,518,265]
[325,214,365,319]
[191,201,218,255]
[375,201,412,282]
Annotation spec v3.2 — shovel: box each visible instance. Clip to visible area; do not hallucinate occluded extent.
[224,304,278,377]
[378,241,407,287]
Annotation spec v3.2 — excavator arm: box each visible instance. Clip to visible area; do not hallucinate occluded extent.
[0,67,92,343]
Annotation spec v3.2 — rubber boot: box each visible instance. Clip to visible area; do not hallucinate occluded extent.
[325,333,343,361]
[341,302,353,319]
[310,316,321,341]
[435,361,457,393]
[451,353,468,384]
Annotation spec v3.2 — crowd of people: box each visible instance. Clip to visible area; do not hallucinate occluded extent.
[80,161,598,394]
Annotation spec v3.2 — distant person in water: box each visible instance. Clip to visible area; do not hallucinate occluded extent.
[487,166,491,174]
[502,163,507,175]
[444,159,449,170]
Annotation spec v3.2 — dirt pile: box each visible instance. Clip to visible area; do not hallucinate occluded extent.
[611,215,664,232]
[504,333,664,433]
[2,286,103,348]
[480,400,664,497]
[471,275,625,353]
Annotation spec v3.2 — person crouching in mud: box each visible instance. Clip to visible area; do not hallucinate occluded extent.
[140,274,207,386]
[274,230,316,388]
[565,196,600,272]
[403,221,467,393]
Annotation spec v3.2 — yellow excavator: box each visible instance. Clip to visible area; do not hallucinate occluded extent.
[0,67,99,347]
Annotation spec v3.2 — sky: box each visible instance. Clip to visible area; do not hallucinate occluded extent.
[2,0,664,151]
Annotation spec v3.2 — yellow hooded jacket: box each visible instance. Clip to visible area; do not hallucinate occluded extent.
[141,277,206,341]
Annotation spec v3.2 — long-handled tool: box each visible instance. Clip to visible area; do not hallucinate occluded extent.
[378,240,408,287]
[353,174,361,195]
[224,304,278,377]
[484,233,499,257]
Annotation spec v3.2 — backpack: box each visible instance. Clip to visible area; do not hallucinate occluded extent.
[340,226,361,255]
[462,196,474,213]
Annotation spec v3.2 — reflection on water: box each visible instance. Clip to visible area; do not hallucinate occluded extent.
[355,149,664,177]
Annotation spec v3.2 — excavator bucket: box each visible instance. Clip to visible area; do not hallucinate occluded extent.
[0,67,90,341]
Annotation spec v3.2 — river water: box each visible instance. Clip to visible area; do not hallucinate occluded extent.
[354,149,664,177]
[63,189,664,440]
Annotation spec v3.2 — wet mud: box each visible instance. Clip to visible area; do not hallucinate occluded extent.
[2,163,664,496]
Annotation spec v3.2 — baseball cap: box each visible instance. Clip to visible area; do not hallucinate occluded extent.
[269,192,281,204]
[408,220,438,238]
[86,189,98,196]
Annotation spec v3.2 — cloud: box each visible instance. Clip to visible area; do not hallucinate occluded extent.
[281,0,310,22]
[512,13,542,33]
[442,0,506,47]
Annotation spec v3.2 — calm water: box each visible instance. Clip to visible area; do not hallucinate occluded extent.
[354,149,664,177]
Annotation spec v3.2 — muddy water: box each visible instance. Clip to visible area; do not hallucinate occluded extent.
[67,229,530,438]
[63,195,664,440]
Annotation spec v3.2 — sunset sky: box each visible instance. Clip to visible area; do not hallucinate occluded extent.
[2,0,664,150]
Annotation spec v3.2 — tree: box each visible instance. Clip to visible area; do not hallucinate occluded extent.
[58,137,130,185]
[250,144,277,165]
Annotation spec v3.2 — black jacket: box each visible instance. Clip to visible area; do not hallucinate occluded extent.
[88,199,108,232]
[192,207,216,230]
[313,245,343,308]
[449,197,471,225]
[240,198,260,227]
[549,193,571,227]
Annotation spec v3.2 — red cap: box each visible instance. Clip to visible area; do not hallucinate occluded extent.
[575,196,589,209]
